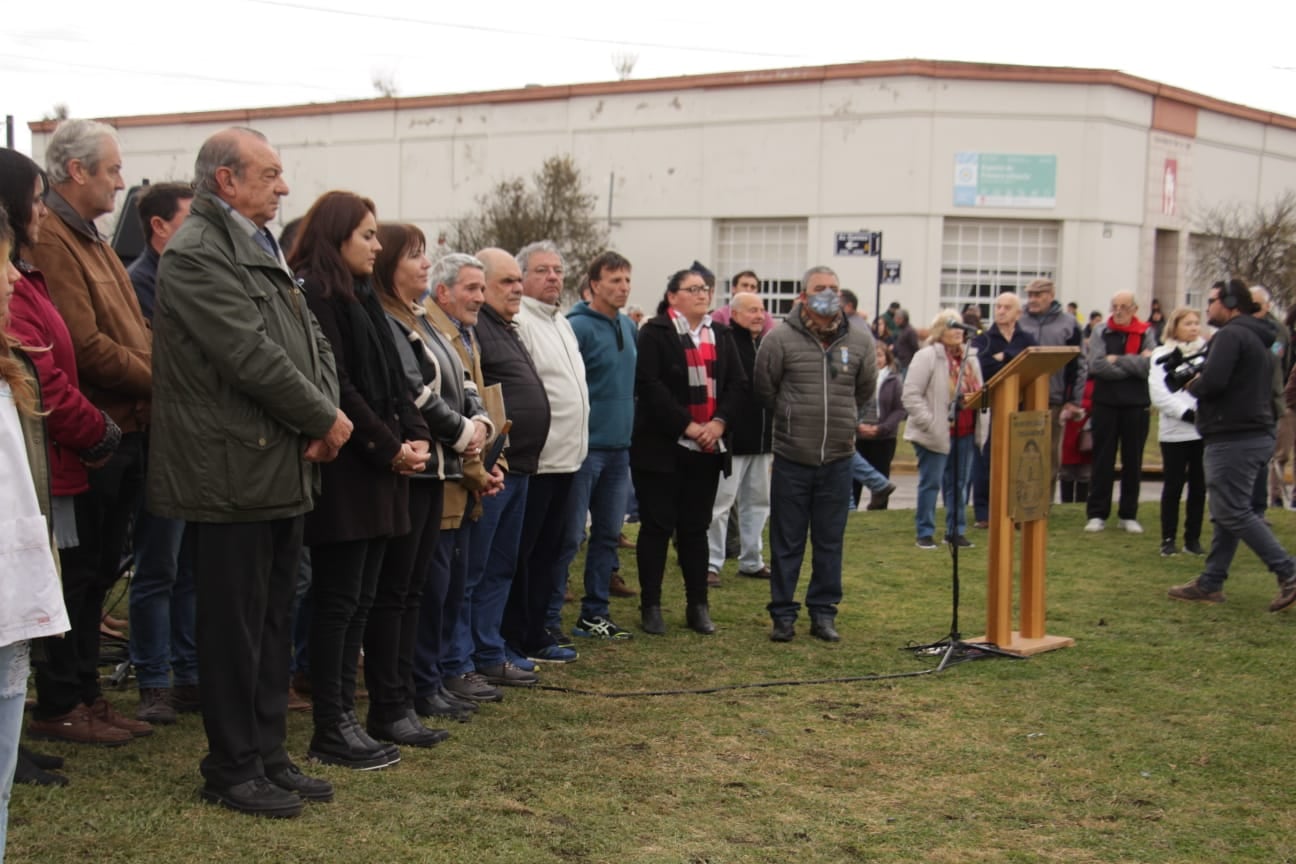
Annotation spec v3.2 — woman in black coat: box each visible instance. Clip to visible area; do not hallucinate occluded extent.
[631,268,744,635]
[290,192,431,770]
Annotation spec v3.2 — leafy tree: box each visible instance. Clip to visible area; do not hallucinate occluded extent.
[451,155,608,303]
[1193,191,1296,306]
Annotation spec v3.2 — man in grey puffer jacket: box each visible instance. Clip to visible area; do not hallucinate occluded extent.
[754,266,876,643]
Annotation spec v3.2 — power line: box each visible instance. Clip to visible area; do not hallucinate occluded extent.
[242,0,802,59]
[3,52,340,93]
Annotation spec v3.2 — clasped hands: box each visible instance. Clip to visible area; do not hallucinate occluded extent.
[686,419,726,452]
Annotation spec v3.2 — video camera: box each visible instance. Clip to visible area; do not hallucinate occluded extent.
[1156,345,1208,393]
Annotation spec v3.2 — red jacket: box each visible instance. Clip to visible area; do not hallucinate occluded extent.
[7,265,107,496]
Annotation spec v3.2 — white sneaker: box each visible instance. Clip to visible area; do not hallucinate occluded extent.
[1118,519,1144,534]
[1084,518,1105,533]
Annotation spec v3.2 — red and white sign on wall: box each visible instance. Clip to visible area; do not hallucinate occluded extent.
[1162,159,1178,216]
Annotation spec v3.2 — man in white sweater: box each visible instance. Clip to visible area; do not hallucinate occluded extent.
[509,241,590,663]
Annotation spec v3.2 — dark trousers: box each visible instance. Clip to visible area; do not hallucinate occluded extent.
[1160,439,1205,544]
[505,472,575,655]
[191,517,300,788]
[768,455,851,622]
[853,438,897,508]
[1086,403,1149,521]
[34,432,144,718]
[413,525,468,698]
[364,480,442,723]
[633,449,723,609]
[309,536,387,727]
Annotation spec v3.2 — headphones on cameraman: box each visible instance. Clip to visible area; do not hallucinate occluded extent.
[1220,291,1239,310]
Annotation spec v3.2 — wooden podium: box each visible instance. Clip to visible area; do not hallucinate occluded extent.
[968,346,1078,657]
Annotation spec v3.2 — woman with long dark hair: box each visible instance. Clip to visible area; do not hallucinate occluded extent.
[0,213,72,858]
[367,222,492,731]
[1,150,128,760]
[632,268,743,635]
[288,192,431,769]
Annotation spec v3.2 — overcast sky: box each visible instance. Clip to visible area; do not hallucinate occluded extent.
[6,0,1296,155]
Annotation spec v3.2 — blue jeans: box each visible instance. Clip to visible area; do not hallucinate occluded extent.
[767,455,851,622]
[942,434,976,538]
[914,435,975,539]
[452,474,529,672]
[0,641,30,864]
[128,507,197,689]
[1198,435,1296,592]
[413,527,468,697]
[290,548,312,675]
[550,448,630,624]
[913,443,947,541]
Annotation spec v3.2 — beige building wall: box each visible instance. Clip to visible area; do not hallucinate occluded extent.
[32,61,1296,323]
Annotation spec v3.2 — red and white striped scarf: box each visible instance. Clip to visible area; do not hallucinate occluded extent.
[669,308,717,425]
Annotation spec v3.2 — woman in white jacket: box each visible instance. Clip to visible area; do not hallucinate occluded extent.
[902,310,987,549]
[1148,307,1206,557]
[1,225,70,863]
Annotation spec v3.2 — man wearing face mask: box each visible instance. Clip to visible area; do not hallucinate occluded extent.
[754,266,876,643]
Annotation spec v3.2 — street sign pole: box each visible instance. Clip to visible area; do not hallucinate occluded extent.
[873,231,883,327]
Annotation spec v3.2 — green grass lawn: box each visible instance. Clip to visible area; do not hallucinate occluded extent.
[10,503,1296,863]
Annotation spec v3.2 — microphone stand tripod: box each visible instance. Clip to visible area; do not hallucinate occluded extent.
[907,338,1022,671]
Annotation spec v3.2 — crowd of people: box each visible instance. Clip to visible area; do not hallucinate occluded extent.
[2,118,1296,849]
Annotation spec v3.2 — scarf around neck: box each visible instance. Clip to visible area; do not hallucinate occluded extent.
[1106,315,1149,354]
[668,308,717,427]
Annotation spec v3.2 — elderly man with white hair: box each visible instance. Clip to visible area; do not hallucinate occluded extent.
[28,119,155,745]
[706,291,772,584]
[970,292,1037,526]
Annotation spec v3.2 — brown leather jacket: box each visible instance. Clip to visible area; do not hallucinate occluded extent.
[31,191,151,432]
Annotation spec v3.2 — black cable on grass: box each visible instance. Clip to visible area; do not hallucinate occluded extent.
[529,655,986,698]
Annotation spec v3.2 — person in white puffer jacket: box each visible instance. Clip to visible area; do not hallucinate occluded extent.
[1148,307,1207,557]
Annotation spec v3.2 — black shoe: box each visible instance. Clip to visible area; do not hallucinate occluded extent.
[1160,539,1178,557]
[414,693,473,723]
[367,713,450,749]
[809,615,841,643]
[307,718,400,771]
[267,763,334,803]
[438,686,481,713]
[1184,540,1206,556]
[172,684,202,714]
[770,618,796,642]
[944,534,974,549]
[200,777,303,818]
[19,745,63,771]
[345,711,400,761]
[14,749,68,786]
[640,605,666,635]
[686,603,716,635]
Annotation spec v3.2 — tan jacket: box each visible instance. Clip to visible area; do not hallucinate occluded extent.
[32,192,151,431]
[423,299,492,530]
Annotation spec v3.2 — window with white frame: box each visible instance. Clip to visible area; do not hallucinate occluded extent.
[1185,233,1216,311]
[940,219,1059,319]
[714,219,808,318]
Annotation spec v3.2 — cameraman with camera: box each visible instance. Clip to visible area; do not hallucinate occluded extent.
[1168,279,1296,612]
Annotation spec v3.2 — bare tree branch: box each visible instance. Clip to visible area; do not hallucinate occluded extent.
[450,155,609,305]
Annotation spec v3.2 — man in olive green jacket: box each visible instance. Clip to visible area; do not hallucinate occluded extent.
[151,128,351,818]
